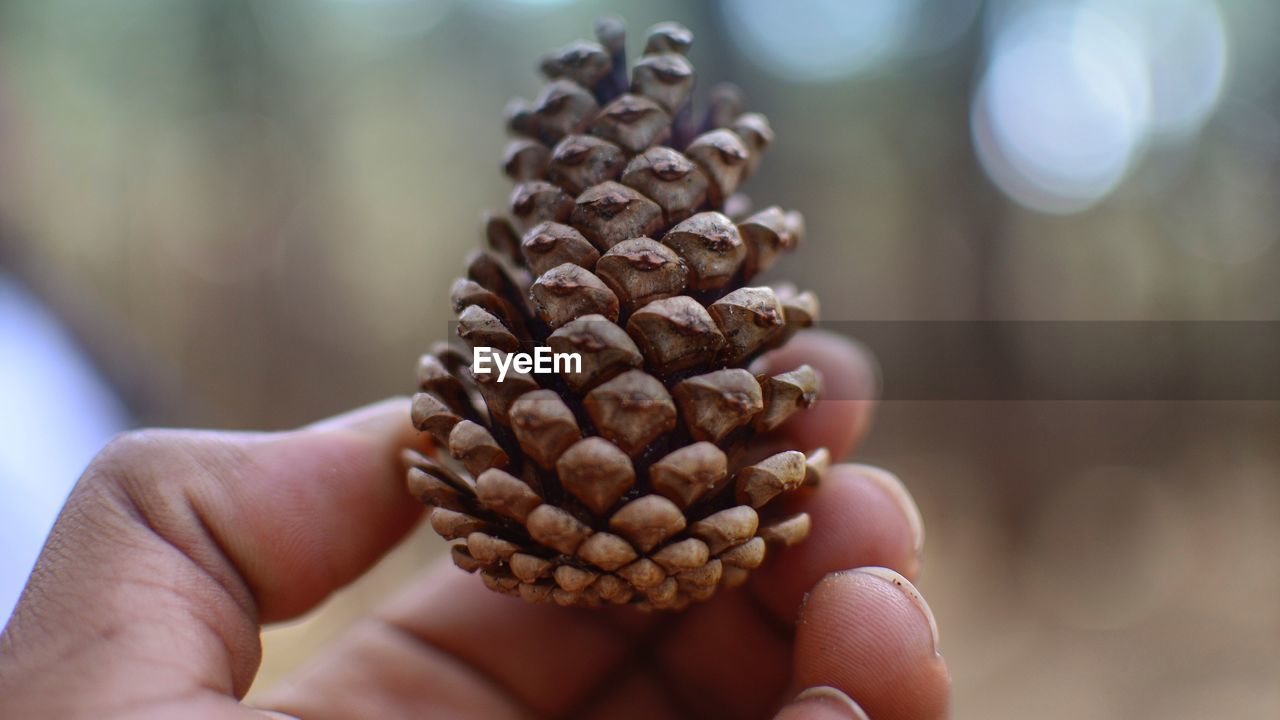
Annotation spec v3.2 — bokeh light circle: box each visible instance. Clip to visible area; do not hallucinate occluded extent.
[1081,0,1228,138]
[972,6,1151,213]
[721,0,922,82]
[973,0,1230,213]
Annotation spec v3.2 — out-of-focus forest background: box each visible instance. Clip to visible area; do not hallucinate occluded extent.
[1,1,1278,718]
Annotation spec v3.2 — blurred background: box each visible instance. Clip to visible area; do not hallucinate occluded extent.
[1,0,1278,717]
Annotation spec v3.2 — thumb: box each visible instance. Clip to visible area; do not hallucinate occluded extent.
[180,397,428,621]
[0,398,425,715]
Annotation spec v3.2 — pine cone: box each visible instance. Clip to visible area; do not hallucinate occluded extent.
[406,18,827,612]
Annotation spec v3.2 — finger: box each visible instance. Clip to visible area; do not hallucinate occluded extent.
[188,398,427,620]
[760,330,879,459]
[0,398,425,711]
[750,464,925,622]
[651,585,795,719]
[263,560,642,720]
[646,464,925,715]
[260,594,528,720]
[791,568,950,720]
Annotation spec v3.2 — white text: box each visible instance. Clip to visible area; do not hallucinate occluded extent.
[471,346,582,382]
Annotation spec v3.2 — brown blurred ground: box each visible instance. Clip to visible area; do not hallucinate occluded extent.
[1,1,1277,717]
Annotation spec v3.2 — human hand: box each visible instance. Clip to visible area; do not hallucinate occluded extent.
[0,332,949,719]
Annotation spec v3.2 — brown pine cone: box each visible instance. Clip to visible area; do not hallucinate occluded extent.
[406,18,825,612]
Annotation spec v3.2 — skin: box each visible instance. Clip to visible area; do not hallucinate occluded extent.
[0,331,950,719]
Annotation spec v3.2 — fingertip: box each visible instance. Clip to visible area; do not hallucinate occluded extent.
[795,569,950,720]
[847,465,924,579]
[221,399,428,620]
[751,464,923,620]
[846,568,940,654]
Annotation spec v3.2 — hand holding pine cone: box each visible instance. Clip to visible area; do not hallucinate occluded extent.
[407,18,828,612]
[0,15,952,720]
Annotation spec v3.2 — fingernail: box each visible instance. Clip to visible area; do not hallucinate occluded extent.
[257,711,302,720]
[853,465,924,576]
[854,566,940,655]
[792,686,871,719]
